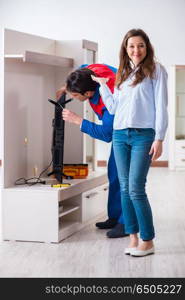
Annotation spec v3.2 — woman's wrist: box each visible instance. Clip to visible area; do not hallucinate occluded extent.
[75,116,83,126]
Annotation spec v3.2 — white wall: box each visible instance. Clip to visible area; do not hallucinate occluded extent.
[1,0,185,163]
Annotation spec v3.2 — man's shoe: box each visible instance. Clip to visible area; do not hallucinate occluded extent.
[95,218,117,229]
[106,223,129,238]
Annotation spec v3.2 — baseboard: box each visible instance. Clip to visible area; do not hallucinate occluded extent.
[97,160,168,167]
[97,160,107,167]
[151,160,168,167]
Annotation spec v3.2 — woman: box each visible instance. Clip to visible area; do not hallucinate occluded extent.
[92,29,168,257]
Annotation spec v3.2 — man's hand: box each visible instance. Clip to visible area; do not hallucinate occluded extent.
[149,140,163,161]
[91,75,109,85]
[62,109,83,126]
[56,86,66,100]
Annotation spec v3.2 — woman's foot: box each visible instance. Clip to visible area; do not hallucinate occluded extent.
[130,240,155,257]
[124,234,139,255]
[128,233,139,248]
[137,240,154,251]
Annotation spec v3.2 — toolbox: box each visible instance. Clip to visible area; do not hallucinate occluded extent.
[63,164,88,179]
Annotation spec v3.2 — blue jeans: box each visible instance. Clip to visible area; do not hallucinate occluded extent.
[107,145,124,224]
[113,128,155,240]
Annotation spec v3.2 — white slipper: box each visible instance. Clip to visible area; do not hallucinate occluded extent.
[130,247,155,257]
[124,247,137,255]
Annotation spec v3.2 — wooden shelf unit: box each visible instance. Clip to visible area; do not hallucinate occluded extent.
[1,28,108,243]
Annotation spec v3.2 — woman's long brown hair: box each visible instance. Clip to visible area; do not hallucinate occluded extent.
[115,29,156,88]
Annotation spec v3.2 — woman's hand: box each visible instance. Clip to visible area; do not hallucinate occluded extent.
[149,140,163,161]
[62,109,83,126]
[56,86,66,100]
[91,75,109,85]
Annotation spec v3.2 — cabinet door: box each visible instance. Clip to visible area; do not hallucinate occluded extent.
[99,183,109,204]
[82,184,108,223]
[175,141,185,167]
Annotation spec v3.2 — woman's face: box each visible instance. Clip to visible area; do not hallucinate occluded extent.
[126,36,147,66]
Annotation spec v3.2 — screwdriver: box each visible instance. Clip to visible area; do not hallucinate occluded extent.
[51,183,71,188]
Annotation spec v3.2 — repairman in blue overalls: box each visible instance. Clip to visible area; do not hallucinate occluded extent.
[56,64,128,238]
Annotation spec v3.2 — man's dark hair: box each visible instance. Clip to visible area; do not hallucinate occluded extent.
[66,68,98,95]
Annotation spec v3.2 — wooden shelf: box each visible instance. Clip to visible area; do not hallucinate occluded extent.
[59,221,82,241]
[59,205,80,218]
[5,50,74,67]
[5,54,24,59]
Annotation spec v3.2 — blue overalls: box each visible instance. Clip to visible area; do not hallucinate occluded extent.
[80,64,124,224]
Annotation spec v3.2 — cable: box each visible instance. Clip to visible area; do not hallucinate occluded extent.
[15,160,53,186]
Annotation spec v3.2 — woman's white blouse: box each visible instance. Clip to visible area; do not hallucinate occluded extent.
[99,62,168,140]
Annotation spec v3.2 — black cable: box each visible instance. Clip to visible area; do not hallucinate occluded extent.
[15,160,53,186]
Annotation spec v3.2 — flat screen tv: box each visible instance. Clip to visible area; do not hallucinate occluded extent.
[48,93,73,183]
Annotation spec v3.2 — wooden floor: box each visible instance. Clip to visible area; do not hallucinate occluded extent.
[0,167,185,278]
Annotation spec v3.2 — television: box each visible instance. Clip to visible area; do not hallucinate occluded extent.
[48,93,73,183]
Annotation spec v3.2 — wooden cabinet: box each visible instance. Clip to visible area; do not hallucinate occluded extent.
[2,172,108,243]
[169,65,185,170]
[1,29,109,243]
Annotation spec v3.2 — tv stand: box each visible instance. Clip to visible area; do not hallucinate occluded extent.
[2,171,108,243]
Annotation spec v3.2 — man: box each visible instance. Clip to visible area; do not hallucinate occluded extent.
[57,64,128,238]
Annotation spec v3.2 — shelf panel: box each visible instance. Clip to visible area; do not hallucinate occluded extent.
[25,50,74,67]
[59,205,80,218]
[5,50,74,67]
[59,221,82,241]
[5,54,24,59]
